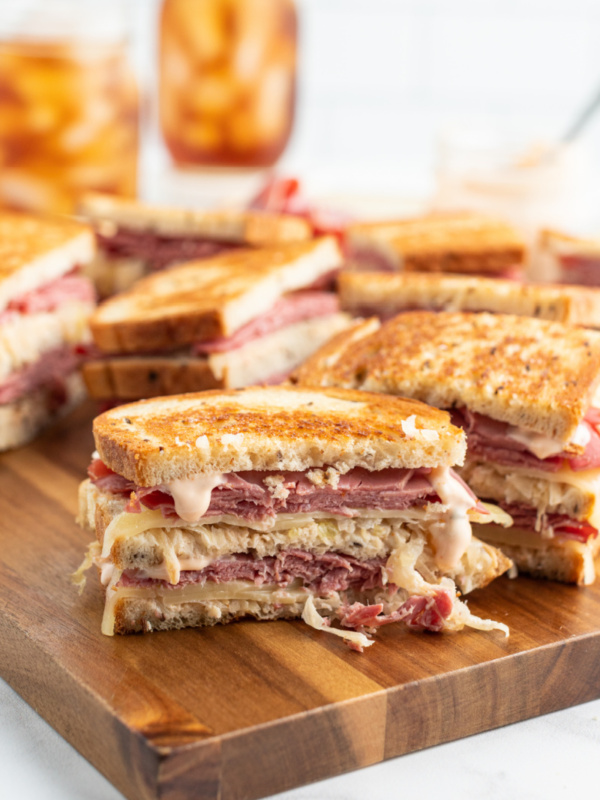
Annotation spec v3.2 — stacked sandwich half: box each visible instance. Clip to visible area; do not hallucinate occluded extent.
[293,311,600,584]
[79,192,312,296]
[83,237,349,404]
[76,386,511,646]
[0,211,96,450]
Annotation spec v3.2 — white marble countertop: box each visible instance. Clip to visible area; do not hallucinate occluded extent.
[2,675,599,800]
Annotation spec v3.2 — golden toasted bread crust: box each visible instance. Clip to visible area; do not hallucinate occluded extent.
[79,192,312,243]
[0,211,92,280]
[93,385,466,484]
[83,357,223,400]
[289,318,380,387]
[90,237,342,353]
[338,272,600,327]
[346,213,526,274]
[293,311,600,442]
[0,212,95,311]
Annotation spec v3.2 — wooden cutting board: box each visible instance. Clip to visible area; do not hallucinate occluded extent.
[2,401,600,800]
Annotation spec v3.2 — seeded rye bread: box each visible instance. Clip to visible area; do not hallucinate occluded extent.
[88,237,342,354]
[291,311,600,448]
[79,192,312,244]
[338,271,600,327]
[93,385,466,486]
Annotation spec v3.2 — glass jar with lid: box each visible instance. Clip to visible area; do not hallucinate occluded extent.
[159,0,297,169]
[0,0,139,214]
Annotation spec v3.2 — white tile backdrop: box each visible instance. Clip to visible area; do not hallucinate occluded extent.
[140,0,600,202]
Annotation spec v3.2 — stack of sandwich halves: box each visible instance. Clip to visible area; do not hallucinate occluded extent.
[294,311,600,585]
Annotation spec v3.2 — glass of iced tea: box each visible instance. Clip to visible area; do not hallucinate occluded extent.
[0,1,139,214]
[159,0,297,169]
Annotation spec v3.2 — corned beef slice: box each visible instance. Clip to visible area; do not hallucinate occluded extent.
[118,550,387,595]
[193,291,339,354]
[452,407,600,472]
[0,345,82,404]
[96,228,235,271]
[498,503,598,543]
[0,271,95,324]
[89,460,440,521]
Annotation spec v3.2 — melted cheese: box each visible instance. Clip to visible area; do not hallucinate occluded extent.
[506,422,590,459]
[165,474,225,523]
[427,467,473,570]
[101,578,314,636]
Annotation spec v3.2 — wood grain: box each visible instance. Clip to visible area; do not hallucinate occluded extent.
[2,401,600,800]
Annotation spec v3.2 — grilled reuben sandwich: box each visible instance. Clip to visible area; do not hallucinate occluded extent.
[79,192,312,296]
[345,212,526,277]
[339,271,600,327]
[0,210,96,450]
[292,311,600,584]
[75,386,511,646]
[83,237,349,404]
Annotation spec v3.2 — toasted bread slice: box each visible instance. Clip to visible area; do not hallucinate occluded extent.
[0,211,95,311]
[291,311,600,445]
[290,317,380,388]
[338,272,600,327]
[80,192,312,244]
[93,385,466,485]
[346,212,526,275]
[90,237,342,354]
[84,313,352,400]
[472,522,600,585]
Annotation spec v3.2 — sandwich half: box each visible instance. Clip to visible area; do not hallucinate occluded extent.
[538,228,600,286]
[345,212,526,277]
[292,311,600,584]
[83,237,350,404]
[79,192,313,297]
[0,210,96,450]
[76,386,511,647]
[338,271,600,328]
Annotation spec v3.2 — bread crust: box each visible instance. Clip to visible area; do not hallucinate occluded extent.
[289,317,380,388]
[338,272,600,327]
[79,192,312,243]
[83,356,223,400]
[90,237,342,353]
[294,311,600,443]
[92,385,466,484]
[346,213,526,275]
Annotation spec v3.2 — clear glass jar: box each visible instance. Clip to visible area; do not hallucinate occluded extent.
[0,0,139,214]
[433,124,591,240]
[159,0,297,169]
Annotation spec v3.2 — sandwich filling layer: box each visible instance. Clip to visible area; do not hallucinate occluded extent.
[79,458,511,643]
[0,270,95,406]
[95,226,238,272]
[454,407,600,581]
[85,292,350,397]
